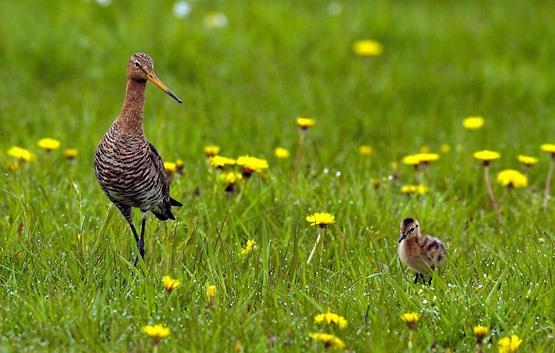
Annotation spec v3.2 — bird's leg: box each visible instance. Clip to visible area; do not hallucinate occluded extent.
[119,206,140,244]
[127,220,140,244]
[139,211,147,259]
[127,221,140,267]
[414,273,420,284]
[133,211,147,266]
[118,205,141,266]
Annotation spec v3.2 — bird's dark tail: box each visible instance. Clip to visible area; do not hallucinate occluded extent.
[151,198,182,221]
[170,197,183,207]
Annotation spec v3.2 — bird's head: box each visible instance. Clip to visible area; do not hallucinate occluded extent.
[399,218,420,242]
[127,52,182,104]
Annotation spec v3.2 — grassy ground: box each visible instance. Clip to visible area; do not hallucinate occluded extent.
[1,0,554,352]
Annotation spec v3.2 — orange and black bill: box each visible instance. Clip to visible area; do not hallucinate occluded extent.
[147,72,183,104]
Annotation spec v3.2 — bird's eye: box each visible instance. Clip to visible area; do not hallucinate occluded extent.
[134,60,140,68]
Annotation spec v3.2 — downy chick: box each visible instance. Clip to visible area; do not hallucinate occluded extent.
[398,218,445,284]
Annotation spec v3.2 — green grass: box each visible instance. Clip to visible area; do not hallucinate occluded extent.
[1,0,555,352]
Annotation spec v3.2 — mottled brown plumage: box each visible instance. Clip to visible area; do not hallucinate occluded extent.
[397,218,445,284]
[94,52,183,265]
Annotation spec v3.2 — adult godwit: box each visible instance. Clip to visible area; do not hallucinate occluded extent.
[94,52,183,265]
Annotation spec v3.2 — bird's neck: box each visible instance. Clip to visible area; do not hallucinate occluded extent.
[116,78,147,133]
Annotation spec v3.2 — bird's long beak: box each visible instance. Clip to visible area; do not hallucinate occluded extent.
[147,72,183,104]
[398,232,407,243]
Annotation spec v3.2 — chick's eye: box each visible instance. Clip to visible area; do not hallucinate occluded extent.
[134,60,140,68]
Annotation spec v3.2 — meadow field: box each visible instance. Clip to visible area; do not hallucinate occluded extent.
[1,0,554,352]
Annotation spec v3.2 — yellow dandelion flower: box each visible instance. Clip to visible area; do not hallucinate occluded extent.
[497,170,528,188]
[401,312,420,329]
[296,117,316,129]
[401,185,427,195]
[473,325,489,343]
[498,335,522,353]
[274,147,290,159]
[401,185,417,194]
[7,146,35,162]
[241,239,255,257]
[219,171,242,185]
[371,178,381,188]
[175,159,185,174]
[164,162,177,174]
[162,275,180,293]
[473,150,501,164]
[205,284,217,304]
[236,155,269,176]
[314,309,348,329]
[204,145,220,157]
[358,145,373,156]
[417,185,428,194]
[63,148,79,160]
[219,171,242,195]
[209,155,236,168]
[309,332,345,349]
[517,155,538,167]
[402,153,439,166]
[418,153,439,163]
[352,39,383,57]
[540,143,555,154]
[306,212,335,228]
[463,116,485,130]
[440,144,451,153]
[37,138,61,152]
[402,154,421,166]
[142,324,170,343]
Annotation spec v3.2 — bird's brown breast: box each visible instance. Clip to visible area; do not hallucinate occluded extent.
[398,235,445,274]
[94,127,165,209]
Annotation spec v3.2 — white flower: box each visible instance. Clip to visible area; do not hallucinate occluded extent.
[173,1,191,18]
[95,0,111,6]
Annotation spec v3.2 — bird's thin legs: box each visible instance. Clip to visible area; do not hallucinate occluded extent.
[126,219,140,244]
[413,273,433,285]
[128,220,140,267]
[414,273,424,284]
[414,273,431,284]
[120,206,140,245]
[133,211,147,266]
[139,211,147,258]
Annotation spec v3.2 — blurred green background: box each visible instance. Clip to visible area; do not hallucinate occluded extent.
[2,0,554,161]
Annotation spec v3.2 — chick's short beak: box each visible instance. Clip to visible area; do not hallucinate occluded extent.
[147,72,183,104]
[398,232,407,243]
